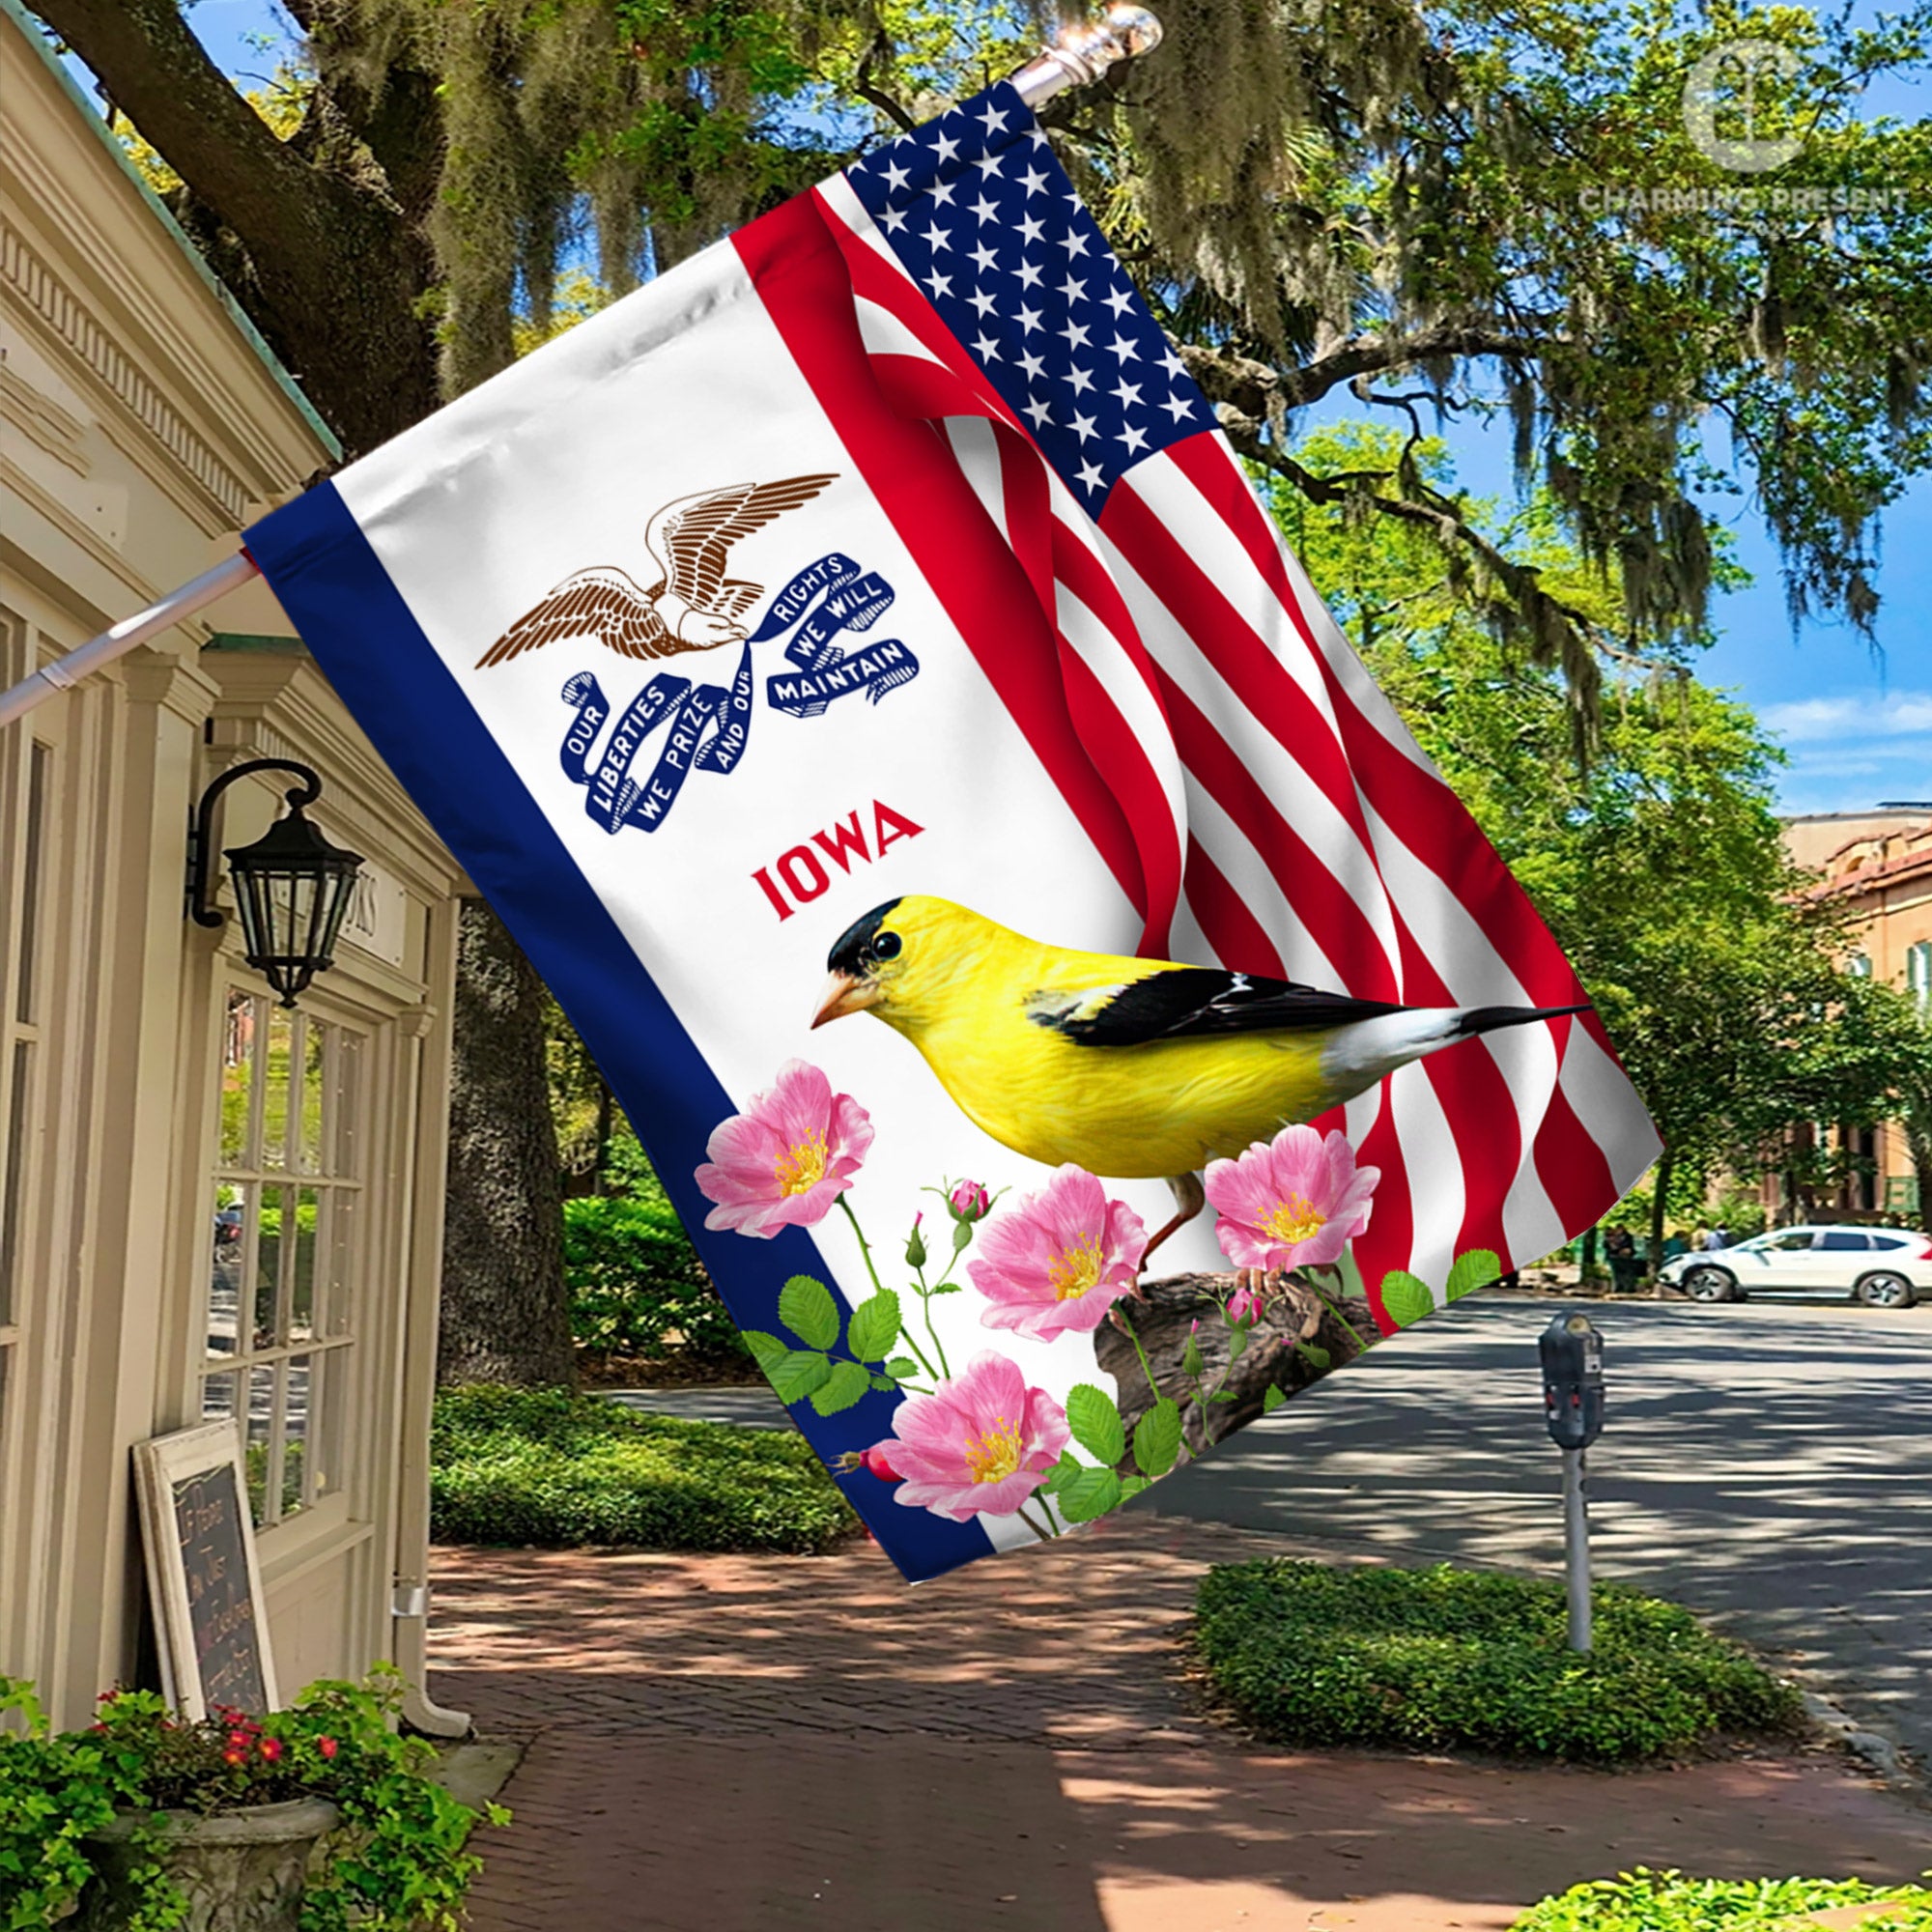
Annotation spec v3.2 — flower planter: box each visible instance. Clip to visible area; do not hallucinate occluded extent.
[75,1797,340,1932]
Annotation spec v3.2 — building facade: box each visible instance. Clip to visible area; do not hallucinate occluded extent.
[1,3,468,1731]
[1776,810,1932,1222]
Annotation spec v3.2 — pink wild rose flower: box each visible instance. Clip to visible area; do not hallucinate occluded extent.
[967,1164,1147,1342]
[694,1059,872,1238]
[1206,1125,1380,1272]
[869,1351,1069,1520]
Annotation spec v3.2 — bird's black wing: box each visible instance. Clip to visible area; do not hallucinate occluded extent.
[1028,968,1409,1047]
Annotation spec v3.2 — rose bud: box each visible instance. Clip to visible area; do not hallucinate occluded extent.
[861,1444,903,1483]
[947,1179,991,1223]
[903,1211,926,1269]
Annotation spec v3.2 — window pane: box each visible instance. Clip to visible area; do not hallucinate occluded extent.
[298,1020,326,1173]
[244,1365,274,1525]
[208,1181,247,1357]
[255,1185,289,1349]
[324,1190,356,1338]
[291,1187,318,1342]
[282,1354,311,1517]
[219,990,258,1167]
[332,1033,362,1178]
[201,1369,240,1426]
[262,1008,294,1169]
[313,1350,344,1498]
[0,1039,31,1327]
[1819,1232,1869,1251]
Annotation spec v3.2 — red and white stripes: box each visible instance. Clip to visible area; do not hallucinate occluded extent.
[751,173,1658,1327]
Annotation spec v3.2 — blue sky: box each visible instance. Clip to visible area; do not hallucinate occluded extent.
[106,2,1932,812]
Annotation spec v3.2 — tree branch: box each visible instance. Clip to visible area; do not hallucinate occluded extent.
[1179,324,1556,418]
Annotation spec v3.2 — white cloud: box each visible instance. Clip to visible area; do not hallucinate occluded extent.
[1760,692,1932,742]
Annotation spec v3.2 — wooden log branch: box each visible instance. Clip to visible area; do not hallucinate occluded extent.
[1094,1271,1378,1457]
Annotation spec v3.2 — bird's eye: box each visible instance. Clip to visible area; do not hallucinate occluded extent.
[872,930,902,961]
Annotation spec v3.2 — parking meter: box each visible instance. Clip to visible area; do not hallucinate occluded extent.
[1539,1311,1605,1451]
[1538,1311,1605,1652]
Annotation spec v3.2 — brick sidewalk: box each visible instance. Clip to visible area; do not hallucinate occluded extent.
[429,1519,1929,1932]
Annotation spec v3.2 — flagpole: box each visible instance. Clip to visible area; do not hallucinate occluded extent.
[0,551,262,730]
[0,6,1163,734]
[1011,5,1162,108]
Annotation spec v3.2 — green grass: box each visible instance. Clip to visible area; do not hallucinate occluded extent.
[1513,1869,1932,1928]
[430,1385,857,1554]
[1194,1560,1804,1764]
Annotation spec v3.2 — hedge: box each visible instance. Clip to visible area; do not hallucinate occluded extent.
[1513,1870,1932,1929]
[430,1384,855,1553]
[1195,1559,1803,1764]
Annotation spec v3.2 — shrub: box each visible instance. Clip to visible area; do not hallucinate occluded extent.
[0,1666,497,1932]
[563,1179,749,1372]
[1194,1560,1804,1764]
[1513,1869,1932,1929]
[429,1384,856,1553]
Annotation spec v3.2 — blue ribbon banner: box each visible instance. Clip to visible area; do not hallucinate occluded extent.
[555,554,919,834]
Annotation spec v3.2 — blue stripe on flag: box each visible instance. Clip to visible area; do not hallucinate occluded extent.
[244,480,993,1583]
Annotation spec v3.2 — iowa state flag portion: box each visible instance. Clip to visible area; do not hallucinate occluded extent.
[245,81,1658,1581]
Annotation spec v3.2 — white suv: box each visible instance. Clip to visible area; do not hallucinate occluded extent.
[1658,1225,1930,1308]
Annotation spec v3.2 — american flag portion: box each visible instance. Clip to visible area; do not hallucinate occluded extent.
[807,82,1659,1322]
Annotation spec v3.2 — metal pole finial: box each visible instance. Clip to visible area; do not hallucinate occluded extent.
[1012,6,1164,109]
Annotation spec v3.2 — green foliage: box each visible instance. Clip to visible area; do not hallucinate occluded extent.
[429,1384,855,1552]
[1378,1270,1436,1328]
[1194,1561,1803,1764]
[1511,1869,1932,1930]
[777,1275,839,1351]
[1065,1383,1126,1465]
[746,1277,920,1415]
[561,1180,747,1371]
[0,1668,497,1932]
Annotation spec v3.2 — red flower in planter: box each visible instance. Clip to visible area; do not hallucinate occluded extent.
[258,1737,284,1763]
[317,1736,339,1760]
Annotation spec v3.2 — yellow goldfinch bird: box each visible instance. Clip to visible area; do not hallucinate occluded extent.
[810,895,1589,1260]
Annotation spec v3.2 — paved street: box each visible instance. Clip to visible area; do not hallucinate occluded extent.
[615,1294,1932,1765]
[1131,1294,1932,1769]
[430,1521,1930,1932]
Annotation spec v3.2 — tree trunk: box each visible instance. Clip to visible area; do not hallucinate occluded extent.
[437,903,578,1388]
[1648,1143,1673,1280]
[1094,1271,1378,1456]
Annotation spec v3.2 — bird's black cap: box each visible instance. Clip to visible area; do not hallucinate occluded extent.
[828,899,902,976]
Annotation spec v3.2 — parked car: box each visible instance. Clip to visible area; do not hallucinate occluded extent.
[1657,1225,1930,1308]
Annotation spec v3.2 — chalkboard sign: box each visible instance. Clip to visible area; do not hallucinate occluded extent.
[134,1424,280,1719]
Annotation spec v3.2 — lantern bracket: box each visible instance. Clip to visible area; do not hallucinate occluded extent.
[185,756,324,929]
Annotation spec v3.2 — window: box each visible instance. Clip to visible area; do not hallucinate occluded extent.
[1870,1233,1916,1250]
[1764,1230,1818,1252]
[1848,952,1873,979]
[205,989,363,1528]
[1909,942,1932,1015]
[1817,1231,1870,1251]
[0,739,51,1443]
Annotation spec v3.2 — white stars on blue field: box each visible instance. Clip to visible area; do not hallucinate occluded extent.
[845,82,1211,514]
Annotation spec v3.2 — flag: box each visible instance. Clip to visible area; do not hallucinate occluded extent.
[245,80,1659,1581]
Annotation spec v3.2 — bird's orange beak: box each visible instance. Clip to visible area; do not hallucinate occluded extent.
[810,970,880,1030]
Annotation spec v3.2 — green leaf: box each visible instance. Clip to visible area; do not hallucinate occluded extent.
[1132,1398,1183,1480]
[925,1282,962,1294]
[778,1275,841,1350]
[1056,1464,1124,1523]
[1227,1325,1247,1364]
[869,1374,899,1392]
[1042,1451,1086,1496]
[741,1330,787,1376]
[810,1359,871,1415]
[1263,1383,1290,1414]
[883,1356,922,1381]
[1296,1341,1333,1373]
[1119,1475,1151,1498]
[846,1289,902,1362]
[768,1350,832,1405]
[1207,1389,1237,1403]
[1065,1383,1126,1464]
[1378,1269,1436,1329]
[1181,1330,1205,1378]
[1446,1248,1502,1302]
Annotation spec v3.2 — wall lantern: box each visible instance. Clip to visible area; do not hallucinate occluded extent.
[187,758,363,1008]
